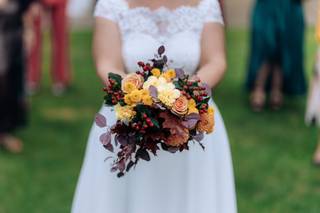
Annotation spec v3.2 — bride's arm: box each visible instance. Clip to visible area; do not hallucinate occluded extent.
[197,23,227,89]
[93,17,126,84]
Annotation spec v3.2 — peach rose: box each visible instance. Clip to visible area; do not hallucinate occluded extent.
[197,112,214,134]
[172,96,188,115]
[121,73,144,93]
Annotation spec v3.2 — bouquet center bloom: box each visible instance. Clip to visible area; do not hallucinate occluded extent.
[143,76,180,107]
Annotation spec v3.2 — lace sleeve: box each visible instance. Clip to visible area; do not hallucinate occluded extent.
[94,0,127,22]
[201,0,224,25]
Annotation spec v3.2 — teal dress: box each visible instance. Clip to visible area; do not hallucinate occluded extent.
[246,0,306,95]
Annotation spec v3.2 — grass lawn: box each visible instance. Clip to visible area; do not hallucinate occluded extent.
[0,28,319,213]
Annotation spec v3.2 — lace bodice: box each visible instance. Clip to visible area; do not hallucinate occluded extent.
[94,0,223,74]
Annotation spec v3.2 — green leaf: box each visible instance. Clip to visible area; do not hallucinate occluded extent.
[173,81,182,90]
[118,99,126,106]
[108,73,122,90]
[135,104,149,114]
[104,94,113,106]
[150,117,160,129]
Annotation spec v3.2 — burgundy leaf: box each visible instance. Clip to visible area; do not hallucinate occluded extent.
[126,161,135,172]
[115,135,128,146]
[111,166,118,173]
[118,160,126,172]
[117,172,125,178]
[149,86,158,99]
[198,142,205,150]
[182,119,198,129]
[104,143,114,152]
[163,55,168,63]
[100,131,111,145]
[158,45,165,55]
[167,146,179,153]
[193,132,204,142]
[95,113,107,127]
[175,68,185,79]
[136,149,150,161]
[185,113,200,121]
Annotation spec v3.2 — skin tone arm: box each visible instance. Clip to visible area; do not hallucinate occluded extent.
[93,17,126,85]
[94,17,227,88]
[197,23,227,89]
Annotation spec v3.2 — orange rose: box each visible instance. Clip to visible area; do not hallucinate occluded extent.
[121,73,144,93]
[172,96,188,115]
[197,112,214,134]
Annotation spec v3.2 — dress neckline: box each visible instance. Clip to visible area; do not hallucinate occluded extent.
[122,0,207,13]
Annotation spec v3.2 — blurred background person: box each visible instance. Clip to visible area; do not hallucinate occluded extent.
[0,0,34,153]
[306,4,320,165]
[246,0,307,112]
[27,0,71,95]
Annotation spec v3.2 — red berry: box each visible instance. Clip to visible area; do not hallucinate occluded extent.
[143,114,147,119]
[146,118,151,123]
[149,123,154,127]
[138,61,145,67]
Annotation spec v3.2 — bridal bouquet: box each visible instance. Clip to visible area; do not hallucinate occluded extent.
[95,46,215,177]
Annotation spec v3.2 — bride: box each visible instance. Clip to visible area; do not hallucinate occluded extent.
[71,0,237,212]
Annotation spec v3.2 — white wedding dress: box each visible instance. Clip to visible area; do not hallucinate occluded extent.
[71,0,237,212]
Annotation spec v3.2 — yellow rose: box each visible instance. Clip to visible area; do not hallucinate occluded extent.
[188,107,199,115]
[208,106,215,115]
[166,69,176,79]
[161,69,176,81]
[141,89,150,97]
[151,68,161,77]
[124,94,133,105]
[130,89,142,103]
[188,99,197,108]
[161,72,172,82]
[142,96,153,106]
[121,73,144,93]
[115,104,136,122]
[122,82,136,94]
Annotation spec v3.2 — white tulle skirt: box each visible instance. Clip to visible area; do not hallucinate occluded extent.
[71,100,237,213]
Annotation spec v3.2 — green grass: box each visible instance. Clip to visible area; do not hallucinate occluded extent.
[0,28,319,213]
